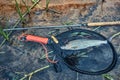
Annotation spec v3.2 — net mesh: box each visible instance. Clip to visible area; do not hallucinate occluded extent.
[54,29,114,72]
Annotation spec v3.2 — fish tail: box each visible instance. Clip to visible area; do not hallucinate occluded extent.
[102,40,107,44]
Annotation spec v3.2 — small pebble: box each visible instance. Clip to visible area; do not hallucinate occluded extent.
[34,10,42,15]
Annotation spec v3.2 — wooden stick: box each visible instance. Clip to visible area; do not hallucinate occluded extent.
[88,21,120,27]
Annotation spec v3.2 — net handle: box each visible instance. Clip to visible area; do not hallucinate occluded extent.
[88,21,120,27]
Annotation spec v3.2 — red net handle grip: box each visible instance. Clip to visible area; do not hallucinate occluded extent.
[23,35,49,44]
[18,34,57,63]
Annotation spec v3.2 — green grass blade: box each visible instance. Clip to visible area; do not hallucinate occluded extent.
[103,74,114,80]
[32,0,39,3]
[0,0,40,48]
[0,27,9,40]
[15,0,24,21]
[46,0,50,11]
[22,0,30,13]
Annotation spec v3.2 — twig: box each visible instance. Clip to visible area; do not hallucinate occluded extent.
[76,72,79,80]
[92,26,101,31]
[20,65,50,80]
[117,36,120,52]
[40,51,53,59]
[0,0,40,48]
[117,44,120,53]
[32,0,41,9]
[109,32,120,41]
